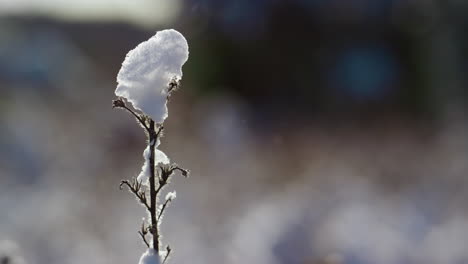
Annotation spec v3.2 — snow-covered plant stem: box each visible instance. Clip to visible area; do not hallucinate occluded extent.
[112,29,189,264]
[113,97,187,263]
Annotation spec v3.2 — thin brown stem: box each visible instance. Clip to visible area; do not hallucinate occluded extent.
[114,96,185,255]
[148,120,159,251]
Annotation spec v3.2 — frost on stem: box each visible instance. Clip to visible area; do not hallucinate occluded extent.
[113,29,189,263]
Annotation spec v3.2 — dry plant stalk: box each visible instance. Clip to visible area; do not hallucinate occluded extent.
[113,91,188,262]
[112,29,189,264]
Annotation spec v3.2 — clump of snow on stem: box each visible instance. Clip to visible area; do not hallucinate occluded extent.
[138,248,161,264]
[115,29,189,123]
[137,144,170,184]
[165,191,176,201]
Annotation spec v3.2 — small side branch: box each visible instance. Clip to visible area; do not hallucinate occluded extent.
[169,166,189,178]
[119,179,150,211]
[138,221,150,248]
[157,198,172,221]
[138,231,150,248]
[159,164,189,185]
[112,98,150,132]
[162,245,172,264]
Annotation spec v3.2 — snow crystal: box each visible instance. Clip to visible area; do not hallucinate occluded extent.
[137,146,171,184]
[165,191,176,201]
[116,29,189,123]
[138,248,161,264]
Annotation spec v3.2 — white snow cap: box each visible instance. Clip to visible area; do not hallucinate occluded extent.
[138,248,161,264]
[116,29,189,123]
[137,145,171,184]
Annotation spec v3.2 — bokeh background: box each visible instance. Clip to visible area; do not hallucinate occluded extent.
[1,0,468,263]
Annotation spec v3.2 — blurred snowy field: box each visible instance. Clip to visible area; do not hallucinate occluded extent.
[2,90,468,264]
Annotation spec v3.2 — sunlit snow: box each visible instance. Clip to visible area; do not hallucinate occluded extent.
[116,29,189,123]
[138,248,161,264]
[137,145,170,184]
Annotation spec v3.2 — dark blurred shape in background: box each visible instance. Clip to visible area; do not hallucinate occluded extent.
[1,1,468,264]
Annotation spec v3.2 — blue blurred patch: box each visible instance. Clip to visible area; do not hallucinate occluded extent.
[218,0,269,37]
[296,0,395,19]
[330,46,399,101]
